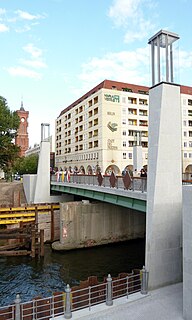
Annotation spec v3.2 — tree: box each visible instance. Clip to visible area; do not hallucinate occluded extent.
[0,96,20,177]
[13,154,39,175]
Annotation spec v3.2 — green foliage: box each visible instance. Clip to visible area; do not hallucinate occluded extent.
[0,96,20,176]
[13,154,39,175]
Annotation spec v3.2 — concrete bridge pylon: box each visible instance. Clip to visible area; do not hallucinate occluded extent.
[146,30,182,289]
[146,82,182,289]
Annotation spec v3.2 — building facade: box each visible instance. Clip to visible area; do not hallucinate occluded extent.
[55,79,192,176]
[15,103,29,157]
[180,85,192,176]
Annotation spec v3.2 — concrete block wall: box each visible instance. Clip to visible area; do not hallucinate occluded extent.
[53,201,146,250]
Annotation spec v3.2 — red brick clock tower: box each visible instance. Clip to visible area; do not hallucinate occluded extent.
[15,102,29,157]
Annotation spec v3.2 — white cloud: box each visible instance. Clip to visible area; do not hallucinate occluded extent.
[179,50,192,69]
[15,10,45,21]
[6,66,42,79]
[15,25,31,33]
[20,59,47,69]
[108,0,142,27]
[23,43,42,59]
[124,18,155,43]
[0,8,6,15]
[6,43,47,79]
[77,47,150,94]
[108,0,157,43]
[0,23,9,32]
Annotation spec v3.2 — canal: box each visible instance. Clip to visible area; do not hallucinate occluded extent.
[0,238,145,307]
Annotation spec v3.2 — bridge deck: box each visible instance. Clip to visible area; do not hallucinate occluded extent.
[51,174,147,212]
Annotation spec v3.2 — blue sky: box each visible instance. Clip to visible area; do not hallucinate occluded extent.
[0,0,192,147]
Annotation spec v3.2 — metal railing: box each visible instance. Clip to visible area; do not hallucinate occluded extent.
[0,268,149,319]
[51,173,147,193]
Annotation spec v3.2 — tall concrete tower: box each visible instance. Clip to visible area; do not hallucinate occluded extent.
[146,30,182,289]
[15,101,29,157]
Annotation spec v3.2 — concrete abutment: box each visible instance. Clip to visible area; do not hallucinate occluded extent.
[52,201,146,251]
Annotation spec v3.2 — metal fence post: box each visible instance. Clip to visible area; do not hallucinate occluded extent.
[141,266,149,295]
[64,284,72,319]
[14,294,21,320]
[106,274,113,306]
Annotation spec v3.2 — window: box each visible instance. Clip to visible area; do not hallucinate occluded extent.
[189,141,192,147]
[123,141,126,147]
[138,90,149,95]
[122,119,126,125]
[94,96,98,104]
[184,142,187,147]
[139,99,148,105]
[128,97,137,104]
[129,119,137,125]
[122,87,133,92]
[189,153,192,158]
[123,153,126,159]
[188,99,192,106]
[184,153,187,158]
[122,130,126,136]
[184,131,187,137]
[128,108,137,115]
[183,120,187,126]
[139,120,148,126]
[139,110,148,116]
[128,153,132,159]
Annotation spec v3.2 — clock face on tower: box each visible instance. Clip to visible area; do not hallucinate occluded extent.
[21,117,25,123]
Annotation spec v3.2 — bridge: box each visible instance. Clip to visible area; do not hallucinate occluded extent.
[50,172,147,213]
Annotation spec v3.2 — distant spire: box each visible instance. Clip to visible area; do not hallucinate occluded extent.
[20,97,25,111]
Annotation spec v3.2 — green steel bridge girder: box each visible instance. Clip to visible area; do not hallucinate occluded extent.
[50,184,146,213]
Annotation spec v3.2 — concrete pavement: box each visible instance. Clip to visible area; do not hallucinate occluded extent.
[71,282,183,320]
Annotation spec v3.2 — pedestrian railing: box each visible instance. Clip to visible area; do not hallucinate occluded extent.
[0,267,149,319]
[51,172,147,193]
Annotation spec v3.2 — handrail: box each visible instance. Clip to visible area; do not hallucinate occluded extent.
[0,268,149,319]
[51,172,147,193]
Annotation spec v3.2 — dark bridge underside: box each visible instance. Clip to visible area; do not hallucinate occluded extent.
[51,183,146,213]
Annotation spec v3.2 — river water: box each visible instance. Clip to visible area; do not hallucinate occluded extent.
[0,238,145,307]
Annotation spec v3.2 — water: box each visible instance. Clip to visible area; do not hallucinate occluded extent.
[0,238,145,306]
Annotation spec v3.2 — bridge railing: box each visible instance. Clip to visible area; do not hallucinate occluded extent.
[51,172,147,193]
[0,268,149,319]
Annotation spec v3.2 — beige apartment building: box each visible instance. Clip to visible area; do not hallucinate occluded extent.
[55,79,192,176]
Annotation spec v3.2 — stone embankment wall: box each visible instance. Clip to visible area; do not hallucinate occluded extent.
[53,201,145,250]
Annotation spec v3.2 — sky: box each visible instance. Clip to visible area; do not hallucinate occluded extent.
[1,0,192,147]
